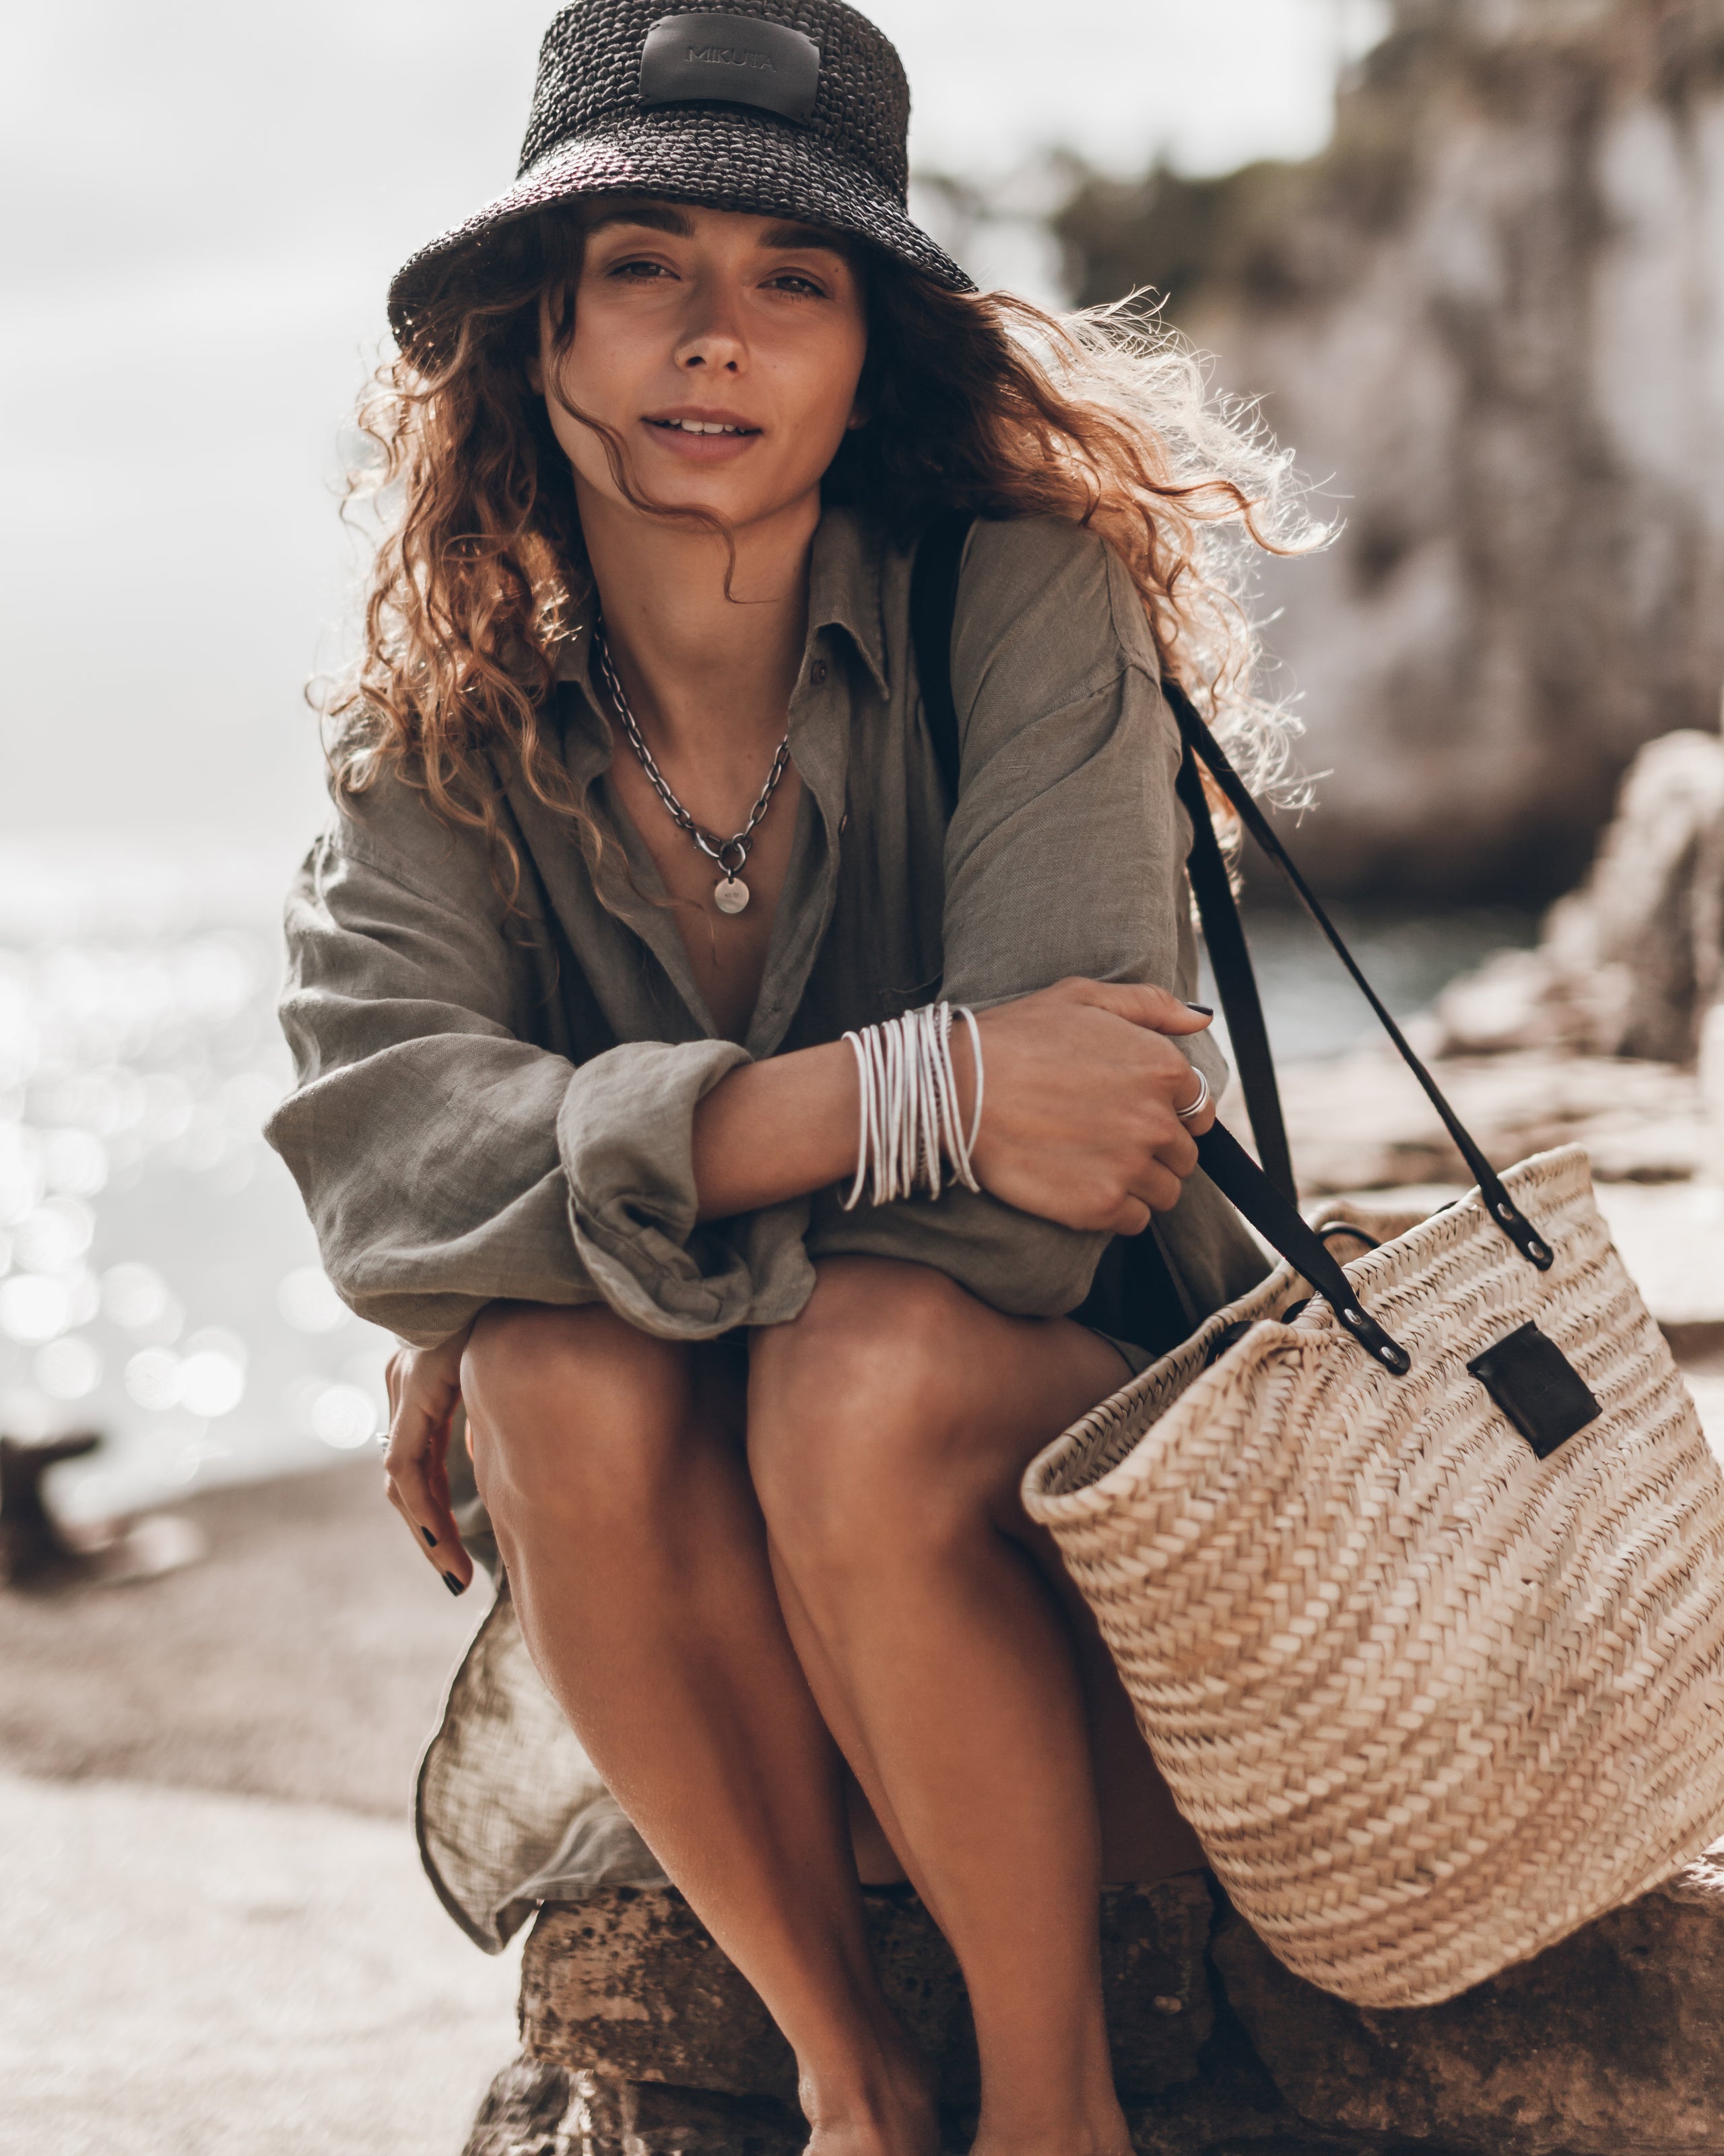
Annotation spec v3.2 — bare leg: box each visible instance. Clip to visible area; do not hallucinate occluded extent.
[463,1303,935,2156]
[749,1258,1190,2156]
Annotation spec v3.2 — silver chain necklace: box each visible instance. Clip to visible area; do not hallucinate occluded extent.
[595,625,793,917]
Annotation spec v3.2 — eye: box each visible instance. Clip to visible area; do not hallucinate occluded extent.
[608,256,674,281]
[766,270,828,297]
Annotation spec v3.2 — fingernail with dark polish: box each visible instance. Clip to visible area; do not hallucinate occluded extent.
[443,1571,466,1597]
[1186,1002,1214,1016]
[421,1526,437,1548]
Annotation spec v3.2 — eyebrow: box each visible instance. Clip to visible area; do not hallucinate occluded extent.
[584,203,851,259]
[760,220,852,257]
[585,201,697,238]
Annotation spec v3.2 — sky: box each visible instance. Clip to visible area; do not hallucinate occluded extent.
[1,0,1387,857]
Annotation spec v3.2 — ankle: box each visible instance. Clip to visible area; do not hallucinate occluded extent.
[797,2036,939,2155]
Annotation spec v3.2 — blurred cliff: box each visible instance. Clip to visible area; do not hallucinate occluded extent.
[1057,0,1724,900]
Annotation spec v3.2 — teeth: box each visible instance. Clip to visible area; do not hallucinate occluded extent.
[658,418,744,434]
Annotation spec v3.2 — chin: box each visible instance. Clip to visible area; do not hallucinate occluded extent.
[641,479,795,529]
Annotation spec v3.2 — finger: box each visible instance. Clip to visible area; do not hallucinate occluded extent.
[385,1397,473,1594]
[1105,1195,1154,1237]
[1152,1123,1201,1179]
[1076,981,1216,1036]
[1129,1163,1186,1216]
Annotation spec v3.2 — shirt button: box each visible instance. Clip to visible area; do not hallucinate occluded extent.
[811,660,829,686]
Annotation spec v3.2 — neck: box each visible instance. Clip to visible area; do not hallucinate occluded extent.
[578,482,818,758]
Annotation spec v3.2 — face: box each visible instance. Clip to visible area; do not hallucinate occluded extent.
[534,198,869,535]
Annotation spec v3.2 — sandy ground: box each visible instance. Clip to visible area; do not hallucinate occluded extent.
[0,1461,521,2156]
[0,1771,521,2156]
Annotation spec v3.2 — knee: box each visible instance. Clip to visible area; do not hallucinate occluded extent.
[463,1302,700,1539]
[748,1261,995,1571]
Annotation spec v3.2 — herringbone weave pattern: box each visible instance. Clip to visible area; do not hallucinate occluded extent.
[1023,1144,1724,2006]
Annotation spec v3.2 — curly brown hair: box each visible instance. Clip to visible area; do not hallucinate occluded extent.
[327,201,1317,892]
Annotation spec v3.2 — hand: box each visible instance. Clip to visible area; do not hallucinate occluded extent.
[383,1326,475,1595]
[966,979,1217,1236]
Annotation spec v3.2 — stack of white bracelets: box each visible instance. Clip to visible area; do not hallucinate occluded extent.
[840,1000,985,1210]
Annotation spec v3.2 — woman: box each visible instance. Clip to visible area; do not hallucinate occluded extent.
[268,4,1308,2151]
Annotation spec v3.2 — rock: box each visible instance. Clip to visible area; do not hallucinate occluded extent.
[520,1879,1216,2112]
[1234,1047,1712,1196]
[486,1849,1724,2156]
[1701,1004,1724,1181]
[461,2063,807,2156]
[462,2057,577,2156]
[1431,946,1581,1060]
[500,1875,1357,2155]
[1211,1856,1724,2156]
[521,1885,798,2103]
[1060,3,1724,902]
[1589,1181,1724,1332]
[1433,732,1724,1064]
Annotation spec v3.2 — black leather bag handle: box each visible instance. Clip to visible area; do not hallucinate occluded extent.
[1193,1121,1411,1371]
[1156,675,1551,1274]
[1173,744,1296,1201]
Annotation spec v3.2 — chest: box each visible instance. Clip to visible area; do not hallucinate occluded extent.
[605,746,805,1045]
[523,649,951,1060]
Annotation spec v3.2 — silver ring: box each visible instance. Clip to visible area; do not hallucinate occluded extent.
[1174,1068,1211,1124]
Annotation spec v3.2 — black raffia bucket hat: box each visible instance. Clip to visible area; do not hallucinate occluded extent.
[387,0,974,354]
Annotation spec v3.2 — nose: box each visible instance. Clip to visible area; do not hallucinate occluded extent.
[673,276,748,375]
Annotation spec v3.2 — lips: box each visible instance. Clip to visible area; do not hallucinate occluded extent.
[644,410,761,437]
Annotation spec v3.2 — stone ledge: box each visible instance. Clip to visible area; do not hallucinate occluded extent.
[473,1855,1724,2156]
[1212,1858,1724,2156]
[519,1878,1216,2109]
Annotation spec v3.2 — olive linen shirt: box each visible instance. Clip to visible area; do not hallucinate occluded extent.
[267,503,1269,1949]
[269,505,1263,1348]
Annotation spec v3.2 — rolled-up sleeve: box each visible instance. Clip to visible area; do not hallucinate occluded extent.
[266,813,767,1346]
[805,515,1225,1317]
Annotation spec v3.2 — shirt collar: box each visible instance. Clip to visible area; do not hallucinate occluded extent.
[549,501,892,708]
[806,502,890,700]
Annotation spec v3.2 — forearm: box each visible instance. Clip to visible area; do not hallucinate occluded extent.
[692,983,1206,1234]
[690,1039,861,1221]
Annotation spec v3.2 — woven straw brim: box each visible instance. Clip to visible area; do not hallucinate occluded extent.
[388,104,973,351]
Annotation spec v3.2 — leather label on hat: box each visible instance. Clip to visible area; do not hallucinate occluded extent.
[639,13,820,123]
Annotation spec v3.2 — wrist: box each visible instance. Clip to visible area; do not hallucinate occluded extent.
[840,1001,983,1210]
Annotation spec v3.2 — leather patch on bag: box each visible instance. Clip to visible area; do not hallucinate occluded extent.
[639,14,821,123]
[1467,1321,1601,1458]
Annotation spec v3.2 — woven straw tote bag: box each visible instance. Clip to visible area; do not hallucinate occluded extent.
[1023,1140,1724,2007]
[910,515,1724,2011]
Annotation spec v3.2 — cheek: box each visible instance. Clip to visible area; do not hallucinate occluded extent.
[541,337,634,480]
[772,318,869,466]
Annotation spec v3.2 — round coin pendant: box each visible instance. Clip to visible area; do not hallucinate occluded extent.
[713,876,750,916]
